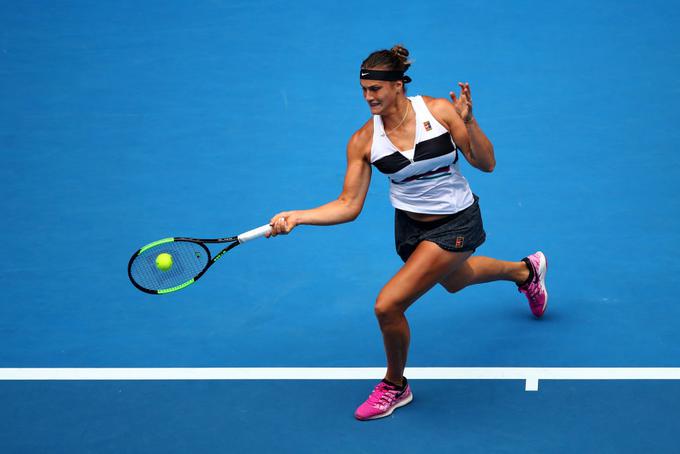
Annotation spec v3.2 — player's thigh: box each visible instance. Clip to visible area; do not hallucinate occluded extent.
[377,241,473,313]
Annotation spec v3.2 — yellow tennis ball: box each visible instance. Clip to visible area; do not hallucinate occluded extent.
[156,253,173,271]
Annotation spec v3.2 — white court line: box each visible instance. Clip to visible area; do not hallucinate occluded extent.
[2,368,680,391]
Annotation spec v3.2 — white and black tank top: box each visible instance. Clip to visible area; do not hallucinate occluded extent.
[370,95,474,214]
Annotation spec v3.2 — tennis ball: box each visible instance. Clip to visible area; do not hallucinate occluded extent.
[156,253,173,271]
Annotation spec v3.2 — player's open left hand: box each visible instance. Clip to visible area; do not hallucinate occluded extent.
[449,82,473,123]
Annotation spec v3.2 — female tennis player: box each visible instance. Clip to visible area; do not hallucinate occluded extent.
[266,45,548,421]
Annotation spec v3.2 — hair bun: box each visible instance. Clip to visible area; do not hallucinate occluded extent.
[390,44,409,58]
[390,44,411,70]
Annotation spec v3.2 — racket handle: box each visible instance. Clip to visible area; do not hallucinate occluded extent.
[237,224,272,244]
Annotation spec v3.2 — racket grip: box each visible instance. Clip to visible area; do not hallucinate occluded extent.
[237,224,272,244]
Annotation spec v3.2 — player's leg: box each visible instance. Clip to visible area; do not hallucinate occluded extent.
[375,241,473,385]
[439,252,549,317]
[439,256,530,294]
[355,241,472,421]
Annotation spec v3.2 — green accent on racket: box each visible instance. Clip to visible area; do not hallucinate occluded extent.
[158,279,195,294]
[139,237,174,254]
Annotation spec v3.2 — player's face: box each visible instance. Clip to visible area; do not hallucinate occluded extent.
[360,79,402,115]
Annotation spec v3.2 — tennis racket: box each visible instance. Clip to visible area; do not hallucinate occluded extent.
[128,224,272,294]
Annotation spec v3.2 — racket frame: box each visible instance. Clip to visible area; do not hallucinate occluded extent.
[128,224,272,295]
[127,236,240,295]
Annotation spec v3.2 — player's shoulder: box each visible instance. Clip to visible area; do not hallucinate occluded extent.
[421,95,455,115]
[347,117,374,160]
[421,95,458,128]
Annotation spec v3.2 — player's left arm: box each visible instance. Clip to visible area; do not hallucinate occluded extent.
[424,85,495,172]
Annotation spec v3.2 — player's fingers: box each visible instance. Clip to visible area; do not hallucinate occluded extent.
[449,91,457,102]
[269,215,283,236]
[457,84,467,100]
[276,216,288,235]
[268,211,295,237]
[282,217,294,235]
[269,212,286,226]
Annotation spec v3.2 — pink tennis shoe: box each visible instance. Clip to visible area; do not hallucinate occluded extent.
[354,379,413,420]
[519,251,548,318]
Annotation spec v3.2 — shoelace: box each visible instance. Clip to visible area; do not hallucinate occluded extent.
[367,384,399,408]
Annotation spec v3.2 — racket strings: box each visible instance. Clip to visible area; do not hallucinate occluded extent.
[130,241,209,291]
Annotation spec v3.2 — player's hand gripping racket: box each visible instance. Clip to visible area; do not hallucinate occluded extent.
[128,224,272,294]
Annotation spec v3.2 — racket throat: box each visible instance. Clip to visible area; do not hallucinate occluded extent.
[213,242,240,262]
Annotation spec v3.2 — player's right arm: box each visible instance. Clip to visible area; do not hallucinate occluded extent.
[267,123,373,237]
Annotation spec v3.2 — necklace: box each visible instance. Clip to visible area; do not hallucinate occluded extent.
[384,100,411,135]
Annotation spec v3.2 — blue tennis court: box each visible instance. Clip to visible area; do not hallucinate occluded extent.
[2,0,679,452]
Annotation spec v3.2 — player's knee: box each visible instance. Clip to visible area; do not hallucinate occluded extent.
[374,296,403,324]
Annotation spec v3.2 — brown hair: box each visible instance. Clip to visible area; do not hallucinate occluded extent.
[361,44,412,72]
